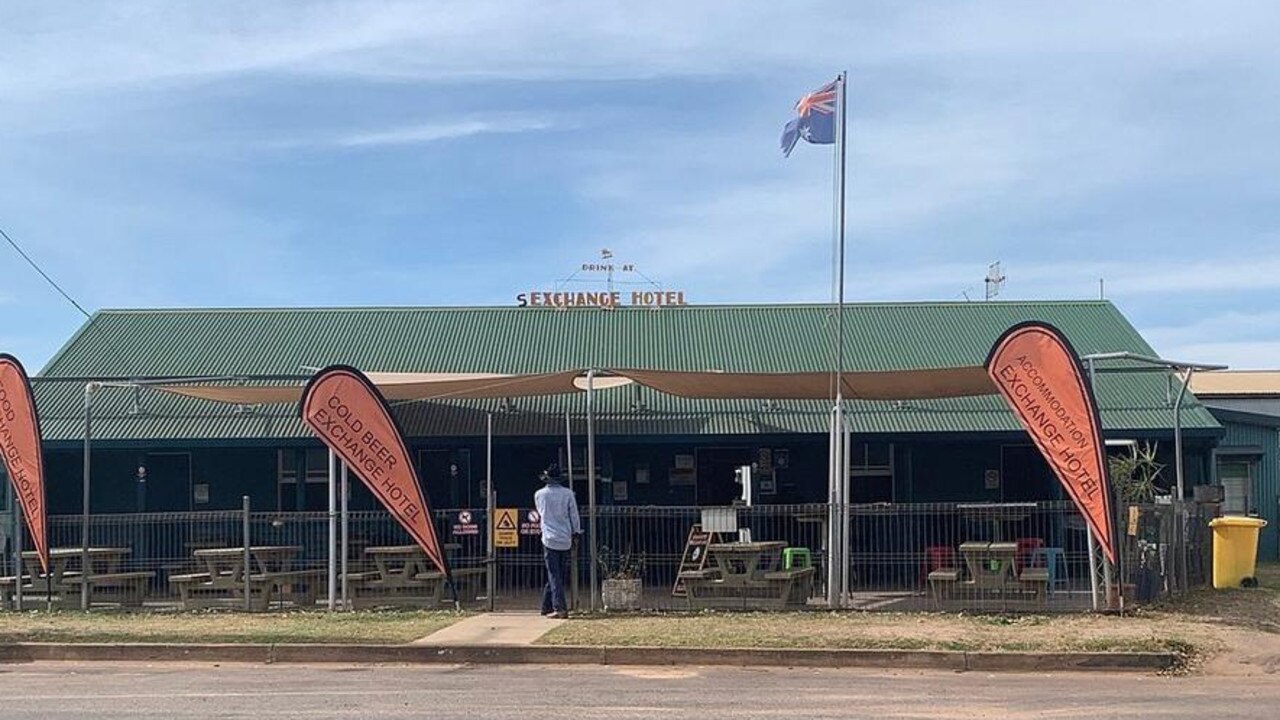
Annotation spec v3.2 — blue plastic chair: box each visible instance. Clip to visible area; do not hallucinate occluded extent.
[1031,547,1069,593]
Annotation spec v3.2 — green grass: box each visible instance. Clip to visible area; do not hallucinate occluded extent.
[541,563,1280,658]
[0,610,465,645]
[538,611,1199,655]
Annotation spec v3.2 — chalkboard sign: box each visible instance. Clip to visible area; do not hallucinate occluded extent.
[671,524,719,597]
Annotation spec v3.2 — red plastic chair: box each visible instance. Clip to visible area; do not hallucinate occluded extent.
[1014,537,1044,575]
[922,545,957,581]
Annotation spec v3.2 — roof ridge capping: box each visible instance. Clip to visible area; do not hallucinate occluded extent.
[91,299,1117,314]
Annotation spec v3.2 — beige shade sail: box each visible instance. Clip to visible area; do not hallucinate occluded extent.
[156,366,995,405]
[159,371,589,405]
[613,366,996,400]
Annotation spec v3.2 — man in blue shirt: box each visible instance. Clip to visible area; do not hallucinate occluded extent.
[535,464,581,618]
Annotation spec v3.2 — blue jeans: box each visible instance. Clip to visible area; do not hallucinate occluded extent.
[541,547,570,614]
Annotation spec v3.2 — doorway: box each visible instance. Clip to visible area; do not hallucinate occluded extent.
[695,447,752,506]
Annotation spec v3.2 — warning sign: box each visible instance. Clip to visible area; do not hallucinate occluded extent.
[452,509,478,536]
[520,510,542,536]
[495,508,519,548]
[672,524,719,597]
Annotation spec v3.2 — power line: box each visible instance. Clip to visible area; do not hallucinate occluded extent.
[0,223,92,318]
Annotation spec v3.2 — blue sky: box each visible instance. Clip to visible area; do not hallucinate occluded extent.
[2,2,1278,370]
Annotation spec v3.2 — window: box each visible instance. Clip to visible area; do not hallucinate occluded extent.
[277,449,333,511]
[1218,460,1253,514]
[850,442,893,503]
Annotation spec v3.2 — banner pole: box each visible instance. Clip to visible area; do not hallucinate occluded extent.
[13,482,22,611]
[1087,530,1101,610]
[327,448,336,611]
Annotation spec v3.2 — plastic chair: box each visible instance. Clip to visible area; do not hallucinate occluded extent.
[1030,547,1068,592]
[1014,537,1044,575]
[783,547,812,569]
[922,546,957,580]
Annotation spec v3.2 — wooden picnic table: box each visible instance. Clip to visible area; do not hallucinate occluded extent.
[345,544,482,608]
[170,545,321,610]
[958,541,1019,591]
[2,548,152,607]
[22,547,130,586]
[679,540,814,610]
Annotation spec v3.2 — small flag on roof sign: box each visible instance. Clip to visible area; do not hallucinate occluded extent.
[780,79,839,157]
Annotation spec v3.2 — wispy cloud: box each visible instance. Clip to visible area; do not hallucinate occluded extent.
[334,117,559,148]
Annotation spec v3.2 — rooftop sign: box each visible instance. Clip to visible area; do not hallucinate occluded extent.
[517,250,687,308]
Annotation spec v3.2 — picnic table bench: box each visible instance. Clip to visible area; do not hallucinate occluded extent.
[680,541,815,610]
[2,548,152,608]
[170,545,323,610]
[928,541,1051,606]
[345,545,484,608]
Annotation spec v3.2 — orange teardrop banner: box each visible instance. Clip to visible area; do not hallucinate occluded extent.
[300,365,448,576]
[986,323,1116,563]
[0,354,49,573]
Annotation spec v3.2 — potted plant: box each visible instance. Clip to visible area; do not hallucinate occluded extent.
[1109,441,1164,504]
[1109,442,1165,602]
[599,546,644,612]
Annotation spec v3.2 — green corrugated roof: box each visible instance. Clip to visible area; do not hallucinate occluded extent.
[31,302,1220,442]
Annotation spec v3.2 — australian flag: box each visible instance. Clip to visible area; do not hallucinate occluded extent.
[780,79,839,157]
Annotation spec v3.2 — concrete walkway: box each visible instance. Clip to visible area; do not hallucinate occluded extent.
[412,612,564,646]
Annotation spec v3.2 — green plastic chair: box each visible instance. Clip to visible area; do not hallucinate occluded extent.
[783,547,812,569]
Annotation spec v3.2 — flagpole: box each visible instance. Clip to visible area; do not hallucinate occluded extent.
[836,71,849,608]
[836,71,847,399]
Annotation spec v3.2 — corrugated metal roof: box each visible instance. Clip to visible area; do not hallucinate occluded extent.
[32,302,1220,441]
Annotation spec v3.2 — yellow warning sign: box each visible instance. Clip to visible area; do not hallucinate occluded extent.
[495,508,519,548]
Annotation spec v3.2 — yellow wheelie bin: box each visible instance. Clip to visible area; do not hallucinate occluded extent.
[1209,516,1269,589]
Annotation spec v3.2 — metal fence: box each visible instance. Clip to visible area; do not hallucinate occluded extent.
[2,500,1207,612]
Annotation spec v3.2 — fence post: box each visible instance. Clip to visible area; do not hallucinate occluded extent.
[327,449,336,612]
[341,463,349,610]
[81,382,95,612]
[242,495,251,611]
[486,413,495,612]
[586,370,599,613]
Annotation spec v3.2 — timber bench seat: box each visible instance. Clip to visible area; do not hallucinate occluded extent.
[761,567,817,606]
[0,576,28,609]
[1018,567,1051,604]
[61,571,155,607]
[927,568,962,608]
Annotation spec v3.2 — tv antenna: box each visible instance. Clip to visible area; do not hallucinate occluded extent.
[601,248,614,294]
[984,261,1006,301]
